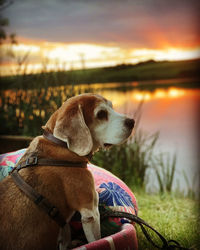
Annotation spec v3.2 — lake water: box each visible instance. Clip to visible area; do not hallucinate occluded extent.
[86,82,200,195]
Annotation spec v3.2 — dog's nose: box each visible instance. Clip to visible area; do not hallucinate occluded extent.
[124,118,135,130]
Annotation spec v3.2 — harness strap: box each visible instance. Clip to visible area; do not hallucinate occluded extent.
[11,170,66,228]
[13,155,87,172]
[99,205,190,250]
[10,154,86,228]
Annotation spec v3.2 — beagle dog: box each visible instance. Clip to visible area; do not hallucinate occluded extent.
[0,93,135,250]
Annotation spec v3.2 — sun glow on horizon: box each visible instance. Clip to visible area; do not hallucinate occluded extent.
[0,40,200,76]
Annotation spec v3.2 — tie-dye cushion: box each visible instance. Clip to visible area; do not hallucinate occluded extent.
[0,149,138,239]
[0,149,26,181]
[87,164,138,237]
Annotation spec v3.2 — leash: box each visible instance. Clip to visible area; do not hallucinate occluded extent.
[99,205,190,250]
[10,154,87,228]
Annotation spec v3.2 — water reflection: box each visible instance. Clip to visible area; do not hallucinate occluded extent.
[98,87,186,106]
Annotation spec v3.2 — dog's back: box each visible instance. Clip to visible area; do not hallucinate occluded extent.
[0,169,61,250]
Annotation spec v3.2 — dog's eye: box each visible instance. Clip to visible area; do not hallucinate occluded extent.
[96,110,108,120]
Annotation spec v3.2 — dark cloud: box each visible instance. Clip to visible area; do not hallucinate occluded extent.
[3,0,200,48]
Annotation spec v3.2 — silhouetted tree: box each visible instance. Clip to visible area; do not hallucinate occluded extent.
[0,0,17,45]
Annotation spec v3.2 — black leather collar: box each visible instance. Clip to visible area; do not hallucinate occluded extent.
[43,130,68,148]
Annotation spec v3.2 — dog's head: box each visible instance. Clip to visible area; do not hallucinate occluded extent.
[43,93,135,156]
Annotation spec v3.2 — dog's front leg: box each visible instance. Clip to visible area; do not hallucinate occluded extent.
[80,191,101,242]
[57,211,75,250]
[57,223,71,250]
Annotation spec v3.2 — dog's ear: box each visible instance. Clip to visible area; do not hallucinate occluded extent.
[53,104,93,156]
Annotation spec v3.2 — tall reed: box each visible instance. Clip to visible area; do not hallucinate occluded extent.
[153,152,176,193]
[92,131,160,188]
[0,85,87,136]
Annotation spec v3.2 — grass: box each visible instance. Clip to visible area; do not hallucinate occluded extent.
[1,59,200,90]
[133,191,200,250]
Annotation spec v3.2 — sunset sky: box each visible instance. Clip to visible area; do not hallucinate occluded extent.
[1,0,200,75]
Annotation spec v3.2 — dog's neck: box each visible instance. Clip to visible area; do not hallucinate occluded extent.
[29,135,90,163]
[43,130,68,148]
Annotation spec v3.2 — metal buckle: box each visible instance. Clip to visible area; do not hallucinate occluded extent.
[16,164,22,171]
[25,156,38,166]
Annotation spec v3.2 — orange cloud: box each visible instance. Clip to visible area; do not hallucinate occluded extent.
[0,37,199,76]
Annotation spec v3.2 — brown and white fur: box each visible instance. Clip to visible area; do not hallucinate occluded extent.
[0,93,135,250]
